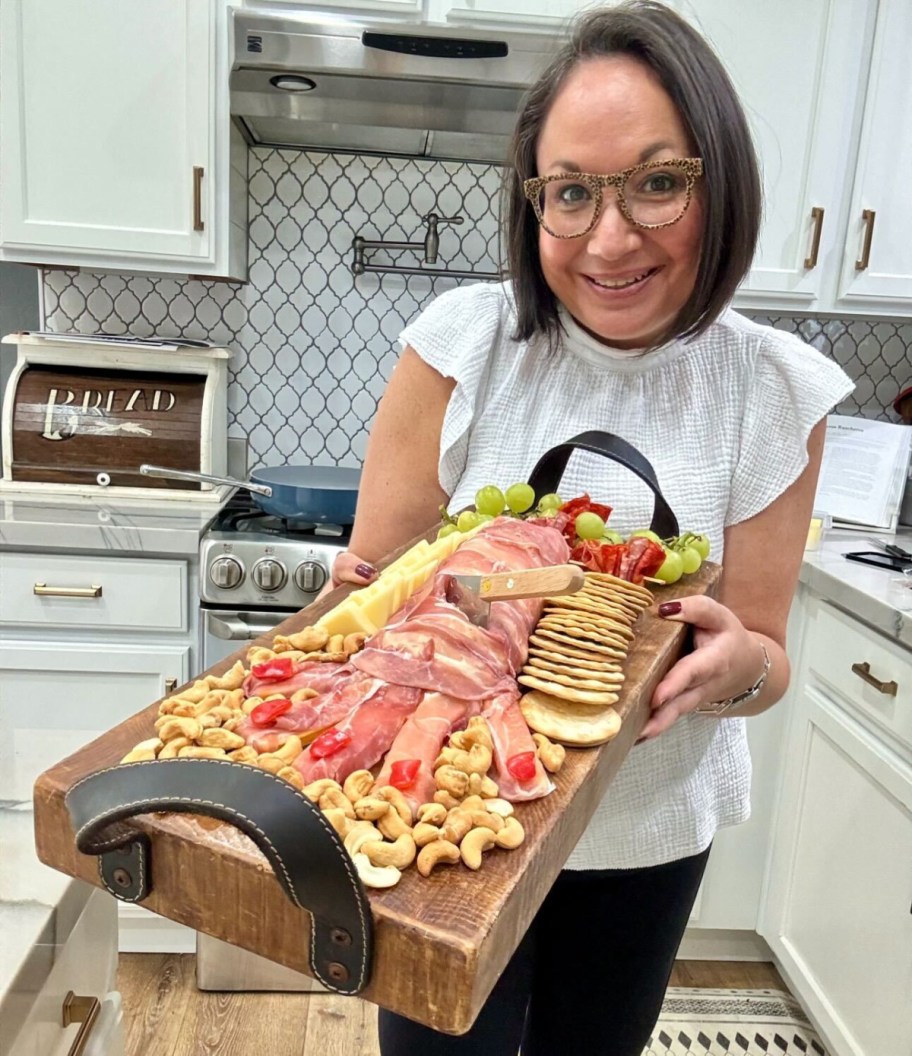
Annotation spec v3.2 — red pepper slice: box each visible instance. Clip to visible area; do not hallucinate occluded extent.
[506,751,537,784]
[309,728,353,760]
[251,656,297,681]
[389,758,421,791]
[249,697,293,728]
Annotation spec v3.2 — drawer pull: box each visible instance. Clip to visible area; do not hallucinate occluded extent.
[803,205,825,268]
[62,991,101,1056]
[34,583,103,599]
[851,661,897,697]
[854,208,876,270]
[165,677,178,694]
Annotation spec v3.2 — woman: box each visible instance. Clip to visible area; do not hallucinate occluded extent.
[332,3,852,1053]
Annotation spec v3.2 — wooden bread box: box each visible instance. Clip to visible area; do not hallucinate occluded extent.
[1,332,230,502]
[33,558,720,1034]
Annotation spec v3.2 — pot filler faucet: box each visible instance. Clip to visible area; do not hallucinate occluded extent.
[351,212,464,273]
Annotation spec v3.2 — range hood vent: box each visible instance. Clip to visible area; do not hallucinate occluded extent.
[230,11,564,165]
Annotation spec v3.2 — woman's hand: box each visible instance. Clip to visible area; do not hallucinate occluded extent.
[316,551,378,600]
[638,595,772,740]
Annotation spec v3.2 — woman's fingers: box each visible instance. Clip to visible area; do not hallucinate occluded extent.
[656,594,733,631]
[331,551,378,587]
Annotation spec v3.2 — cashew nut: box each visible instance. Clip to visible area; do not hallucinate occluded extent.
[377,808,412,841]
[343,632,367,655]
[460,827,496,870]
[290,686,318,703]
[450,717,494,752]
[532,732,566,774]
[375,786,413,826]
[416,840,461,877]
[120,738,162,764]
[178,746,226,759]
[460,795,487,813]
[478,775,499,799]
[198,728,246,751]
[228,746,259,765]
[363,834,417,870]
[322,807,355,838]
[319,788,356,818]
[344,822,384,857]
[352,852,401,889]
[354,797,390,821]
[343,769,375,804]
[494,815,525,850]
[247,646,276,664]
[441,809,475,845]
[301,778,342,802]
[416,803,447,826]
[413,822,442,847]
[205,660,247,691]
[155,716,202,742]
[273,735,303,764]
[435,765,469,799]
[433,790,462,811]
[255,753,285,774]
[242,695,265,715]
[468,810,504,834]
[157,736,192,760]
[277,766,305,790]
[484,798,515,818]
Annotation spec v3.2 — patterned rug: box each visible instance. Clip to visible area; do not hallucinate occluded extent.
[644,988,829,1055]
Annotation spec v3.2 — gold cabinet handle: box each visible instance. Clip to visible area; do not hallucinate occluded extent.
[34,583,102,598]
[193,165,205,231]
[854,208,876,270]
[62,991,101,1056]
[803,206,825,269]
[165,677,178,694]
[851,661,897,696]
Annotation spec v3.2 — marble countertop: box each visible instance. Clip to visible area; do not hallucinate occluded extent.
[0,490,230,555]
[799,527,912,647]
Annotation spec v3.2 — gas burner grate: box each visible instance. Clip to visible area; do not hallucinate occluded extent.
[212,496,349,539]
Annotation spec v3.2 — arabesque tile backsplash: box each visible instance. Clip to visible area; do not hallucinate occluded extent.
[43,147,912,471]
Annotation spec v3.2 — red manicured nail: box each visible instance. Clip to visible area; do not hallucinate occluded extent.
[355,563,377,580]
[658,601,682,617]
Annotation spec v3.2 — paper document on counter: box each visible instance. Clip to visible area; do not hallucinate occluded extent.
[814,415,912,532]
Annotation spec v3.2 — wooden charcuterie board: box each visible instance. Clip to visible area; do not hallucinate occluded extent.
[33,558,720,1035]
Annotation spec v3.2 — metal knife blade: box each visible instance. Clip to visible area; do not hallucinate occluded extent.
[443,564,585,627]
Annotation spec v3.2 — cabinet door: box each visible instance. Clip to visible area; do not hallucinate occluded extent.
[0,0,212,262]
[763,693,912,1056]
[835,0,912,312]
[685,0,876,310]
[433,0,583,26]
[0,641,189,801]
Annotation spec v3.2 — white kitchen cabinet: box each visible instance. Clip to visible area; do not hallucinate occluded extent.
[760,590,912,1056]
[835,0,912,314]
[0,0,247,280]
[430,0,581,27]
[256,0,422,12]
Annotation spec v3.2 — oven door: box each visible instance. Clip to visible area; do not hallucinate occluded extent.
[202,608,289,669]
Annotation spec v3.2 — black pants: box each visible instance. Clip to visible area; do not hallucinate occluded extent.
[378,844,711,1056]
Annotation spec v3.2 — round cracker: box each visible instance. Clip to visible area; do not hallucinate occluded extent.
[527,646,621,671]
[584,572,653,605]
[522,662,624,689]
[537,617,631,650]
[544,598,636,635]
[579,585,644,619]
[530,630,626,659]
[520,690,622,746]
[518,672,620,706]
[549,591,634,619]
[528,636,627,665]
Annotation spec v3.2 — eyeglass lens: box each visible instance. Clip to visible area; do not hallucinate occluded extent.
[537,165,691,236]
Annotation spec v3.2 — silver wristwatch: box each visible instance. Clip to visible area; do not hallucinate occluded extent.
[696,644,771,715]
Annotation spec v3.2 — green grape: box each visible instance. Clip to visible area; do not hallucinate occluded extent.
[475,485,505,517]
[687,533,711,560]
[505,482,535,515]
[456,510,482,532]
[437,523,461,539]
[537,492,563,512]
[628,528,663,545]
[601,529,624,544]
[575,511,606,540]
[679,546,702,574]
[476,513,495,523]
[654,548,684,584]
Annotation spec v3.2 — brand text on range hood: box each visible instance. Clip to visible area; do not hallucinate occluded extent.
[229,10,563,165]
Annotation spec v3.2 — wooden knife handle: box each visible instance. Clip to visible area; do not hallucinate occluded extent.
[480,565,585,601]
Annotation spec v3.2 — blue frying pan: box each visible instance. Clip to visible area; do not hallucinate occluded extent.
[140,463,360,523]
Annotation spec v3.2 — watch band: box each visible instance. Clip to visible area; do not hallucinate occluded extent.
[696,643,771,715]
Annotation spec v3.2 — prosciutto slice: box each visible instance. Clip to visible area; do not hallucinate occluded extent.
[482,689,552,801]
[373,691,483,809]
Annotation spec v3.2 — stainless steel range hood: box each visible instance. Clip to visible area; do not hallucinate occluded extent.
[230,9,564,165]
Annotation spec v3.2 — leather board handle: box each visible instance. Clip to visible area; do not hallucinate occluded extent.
[480,564,585,601]
[527,430,679,539]
[64,758,372,994]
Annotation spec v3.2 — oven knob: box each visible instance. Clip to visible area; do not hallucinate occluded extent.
[294,560,327,594]
[252,558,288,593]
[209,556,244,590]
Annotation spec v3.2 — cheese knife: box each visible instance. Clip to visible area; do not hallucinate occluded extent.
[443,564,585,627]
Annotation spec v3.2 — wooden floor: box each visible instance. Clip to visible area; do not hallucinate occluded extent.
[118,954,786,1056]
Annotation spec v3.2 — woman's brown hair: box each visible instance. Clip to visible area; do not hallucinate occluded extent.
[504,0,762,350]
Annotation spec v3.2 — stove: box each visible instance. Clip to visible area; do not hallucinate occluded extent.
[199,493,350,667]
